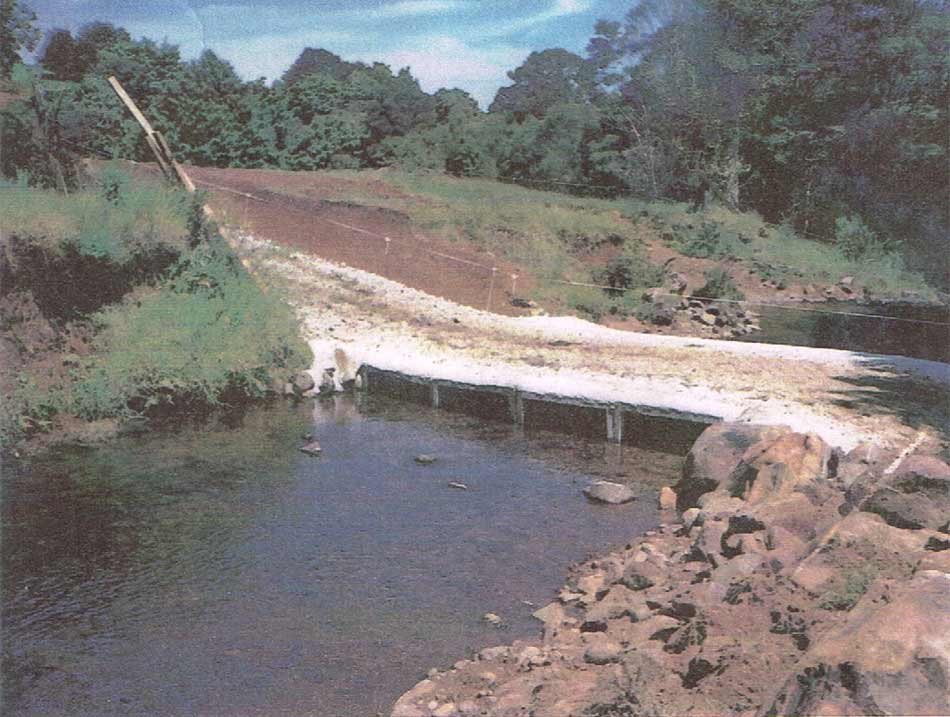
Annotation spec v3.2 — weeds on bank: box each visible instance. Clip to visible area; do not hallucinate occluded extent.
[0,169,311,447]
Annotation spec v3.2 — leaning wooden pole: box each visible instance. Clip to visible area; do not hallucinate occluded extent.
[106,76,262,284]
[107,76,195,192]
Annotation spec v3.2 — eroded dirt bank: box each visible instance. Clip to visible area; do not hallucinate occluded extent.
[390,425,950,717]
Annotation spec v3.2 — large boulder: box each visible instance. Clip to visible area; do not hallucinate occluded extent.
[861,454,950,532]
[762,570,950,717]
[730,432,832,503]
[674,423,789,511]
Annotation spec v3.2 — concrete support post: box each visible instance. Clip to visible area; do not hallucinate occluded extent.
[509,388,525,426]
[606,406,624,444]
[430,382,441,409]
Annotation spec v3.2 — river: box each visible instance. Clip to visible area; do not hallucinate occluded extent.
[2,395,685,716]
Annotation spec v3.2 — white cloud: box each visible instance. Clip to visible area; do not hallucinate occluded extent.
[466,0,593,41]
[349,34,529,107]
[367,1,466,19]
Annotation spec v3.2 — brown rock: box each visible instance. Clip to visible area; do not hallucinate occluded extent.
[732,432,832,500]
[583,640,623,665]
[674,423,790,510]
[659,486,677,511]
[763,571,950,717]
[861,455,950,531]
[789,512,929,593]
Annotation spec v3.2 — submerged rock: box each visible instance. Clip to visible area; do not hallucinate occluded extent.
[415,454,437,465]
[299,440,322,456]
[583,480,636,504]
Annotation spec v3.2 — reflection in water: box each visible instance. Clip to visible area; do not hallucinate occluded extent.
[737,301,949,362]
[3,396,684,716]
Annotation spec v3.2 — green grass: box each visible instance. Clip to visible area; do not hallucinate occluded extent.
[1,173,311,447]
[0,171,191,262]
[265,169,936,304]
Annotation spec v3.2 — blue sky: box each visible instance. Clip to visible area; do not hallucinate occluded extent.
[27,1,628,106]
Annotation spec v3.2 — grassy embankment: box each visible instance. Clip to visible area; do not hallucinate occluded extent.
[0,168,311,449]
[266,169,935,320]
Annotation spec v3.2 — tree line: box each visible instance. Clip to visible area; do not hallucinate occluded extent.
[2,0,947,271]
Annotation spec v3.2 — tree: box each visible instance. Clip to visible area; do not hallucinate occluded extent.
[0,0,40,78]
[281,47,358,85]
[39,29,82,81]
[490,49,596,119]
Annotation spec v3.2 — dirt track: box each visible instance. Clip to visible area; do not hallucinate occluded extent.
[189,166,532,316]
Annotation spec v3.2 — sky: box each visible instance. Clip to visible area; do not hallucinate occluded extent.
[26,0,628,107]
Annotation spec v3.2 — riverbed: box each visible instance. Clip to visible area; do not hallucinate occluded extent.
[2,395,683,716]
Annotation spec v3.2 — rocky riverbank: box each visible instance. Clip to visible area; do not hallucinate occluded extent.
[391,423,950,717]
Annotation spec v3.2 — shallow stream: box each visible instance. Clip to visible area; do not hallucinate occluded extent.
[2,395,683,716]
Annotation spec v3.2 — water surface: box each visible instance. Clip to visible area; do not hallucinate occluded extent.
[3,396,682,716]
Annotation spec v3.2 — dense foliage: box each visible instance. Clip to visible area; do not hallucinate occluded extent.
[2,1,947,283]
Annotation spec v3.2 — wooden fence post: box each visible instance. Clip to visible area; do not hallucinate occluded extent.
[107,76,194,193]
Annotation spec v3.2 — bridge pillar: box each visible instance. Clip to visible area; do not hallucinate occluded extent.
[509,388,525,426]
[430,382,441,409]
[606,406,624,444]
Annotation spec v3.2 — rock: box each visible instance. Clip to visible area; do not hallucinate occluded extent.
[291,370,315,394]
[415,454,437,465]
[583,480,636,505]
[532,602,568,632]
[699,312,718,326]
[583,641,623,665]
[674,423,789,511]
[516,645,547,670]
[299,440,322,456]
[432,703,457,717]
[510,297,536,308]
[659,486,677,511]
[789,511,929,593]
[318,367,336,394]
[731,432,832,501]
[838,275,855,288]
[618,560,664,590]
[682,507,702,530]
[478,646,509,662]
[861,455,950,531]
[483,612,502,626]
[447,481,468,490]
[764,571,950,717]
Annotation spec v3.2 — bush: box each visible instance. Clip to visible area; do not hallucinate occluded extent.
[67,239,311,419]
[835,215,899,261]
[665,221,739,260]
[594,251,664,294]
[695,267,744,301]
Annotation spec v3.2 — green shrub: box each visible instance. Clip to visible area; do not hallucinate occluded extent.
[68,239,310,419]
[662,220,739,260]
[819,568,873,611]
[835,215,899,261]
[695,267,744,301]
[595,253,662,294]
